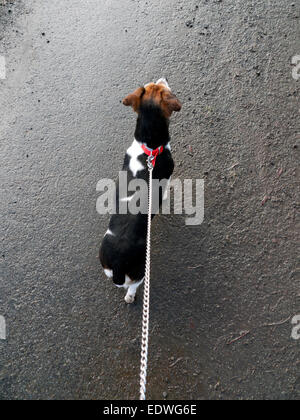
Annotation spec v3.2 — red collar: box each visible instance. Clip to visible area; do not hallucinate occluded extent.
[141,144,164,168]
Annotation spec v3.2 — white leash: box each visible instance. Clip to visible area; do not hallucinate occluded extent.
[139,156,154,401]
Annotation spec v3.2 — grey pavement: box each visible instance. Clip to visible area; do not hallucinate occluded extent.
[0,0,299,400]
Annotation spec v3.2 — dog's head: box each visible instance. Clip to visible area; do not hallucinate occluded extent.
[122,78,182,118]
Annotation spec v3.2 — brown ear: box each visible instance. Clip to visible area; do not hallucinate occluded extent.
[122,87,145,112]
[162,91,182,117]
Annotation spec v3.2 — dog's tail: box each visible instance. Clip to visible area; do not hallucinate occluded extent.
[112,265,126,286]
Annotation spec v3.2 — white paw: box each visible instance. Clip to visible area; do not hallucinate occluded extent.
[125,294,135,304]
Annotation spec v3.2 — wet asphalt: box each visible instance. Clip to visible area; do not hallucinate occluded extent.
[0,0,299,400]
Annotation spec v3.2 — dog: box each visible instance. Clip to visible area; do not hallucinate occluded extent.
[99,78,182,303]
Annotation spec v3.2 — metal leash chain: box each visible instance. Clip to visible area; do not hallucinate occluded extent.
[139,156,155,401]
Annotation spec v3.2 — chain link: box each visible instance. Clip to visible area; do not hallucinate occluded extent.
[139,157,154,400]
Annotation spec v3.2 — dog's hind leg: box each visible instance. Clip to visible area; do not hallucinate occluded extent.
[125,278,144,304]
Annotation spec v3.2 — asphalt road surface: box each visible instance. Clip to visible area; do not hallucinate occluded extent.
[0,0,299,400]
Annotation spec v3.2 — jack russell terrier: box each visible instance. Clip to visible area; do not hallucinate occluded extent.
[99,78,182,303]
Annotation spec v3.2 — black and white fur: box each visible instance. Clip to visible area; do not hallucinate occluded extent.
[100,79,177,303]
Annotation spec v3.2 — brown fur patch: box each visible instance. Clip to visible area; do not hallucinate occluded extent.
[123,82,181,118]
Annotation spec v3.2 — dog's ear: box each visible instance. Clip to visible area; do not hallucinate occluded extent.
[161,91,182,117]
[122,87,145,112]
